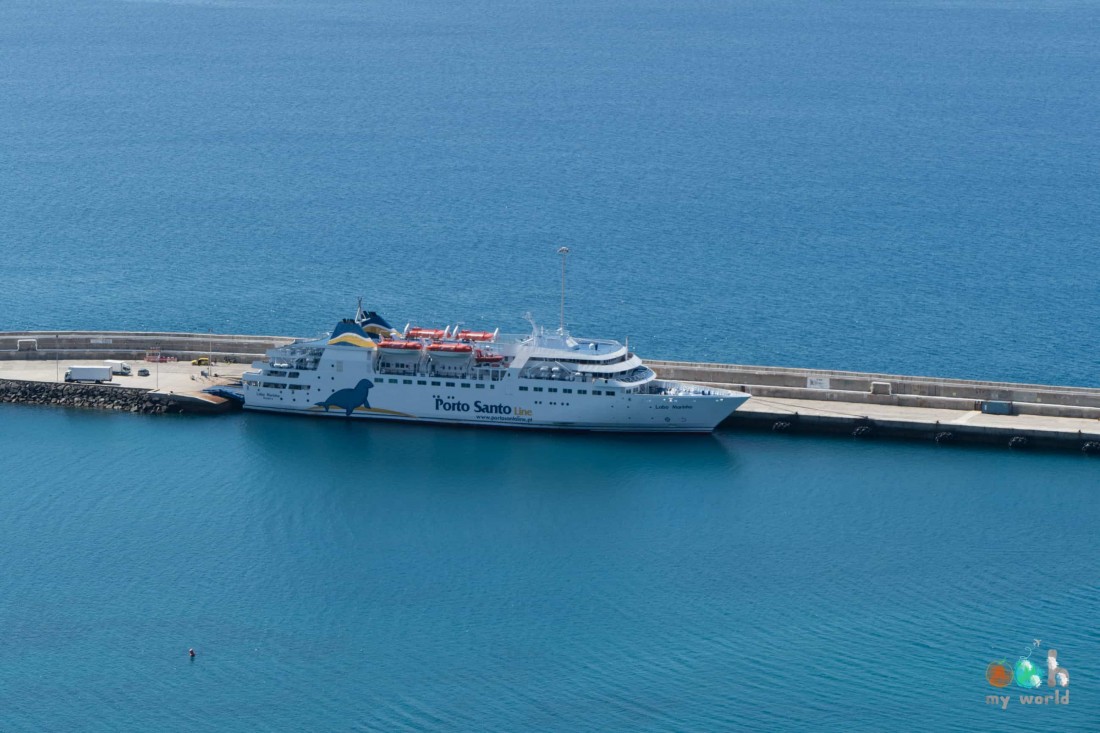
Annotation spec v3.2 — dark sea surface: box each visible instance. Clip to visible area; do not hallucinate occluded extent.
[1,0,1097,730]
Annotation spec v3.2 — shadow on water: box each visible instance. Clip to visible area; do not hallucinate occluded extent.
[236,411,745,488]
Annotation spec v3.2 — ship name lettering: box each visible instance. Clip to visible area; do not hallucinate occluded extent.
[474,400,512,415]
[434,397,514,415]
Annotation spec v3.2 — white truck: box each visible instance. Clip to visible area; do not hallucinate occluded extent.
[103,360,132,376]
[64,365,113,384]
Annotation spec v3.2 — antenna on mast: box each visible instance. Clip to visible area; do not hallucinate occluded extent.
[557,246,570,333]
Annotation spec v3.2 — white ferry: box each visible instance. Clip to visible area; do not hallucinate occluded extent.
[237,306,748,432]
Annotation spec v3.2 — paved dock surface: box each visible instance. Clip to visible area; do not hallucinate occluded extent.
[0,358,248,394]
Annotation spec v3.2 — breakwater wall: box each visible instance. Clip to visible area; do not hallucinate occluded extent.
[0,379,184,415]
[0,331,295,363]
[649,360,1100,419]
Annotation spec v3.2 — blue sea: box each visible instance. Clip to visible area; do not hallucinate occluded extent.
[1,0,1098,730]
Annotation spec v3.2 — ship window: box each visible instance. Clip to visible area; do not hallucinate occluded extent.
[534,387,543,392]
[269,371,287,377]
[335,361,343,372]
[475,383,485,389]
[288,372,300,378]
[563,389,572,394]
[403,379,412,385]
[445,382,455,387]
[262,382,282,389]
[461,383,470,388]
[578,390,587,394]
[606,392,615,397]
[418,380,426,385]
[519,386,528,391]
[431,381,441,386]
[592,390,601,395]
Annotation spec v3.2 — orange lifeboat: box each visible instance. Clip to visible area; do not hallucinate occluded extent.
[378,340,423,352]
[406,327,446,340]
[457,330,496,342]
[475,349,505,365]
[426,343,474,357]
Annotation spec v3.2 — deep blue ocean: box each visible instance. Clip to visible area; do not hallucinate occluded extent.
[1,0,1098,730]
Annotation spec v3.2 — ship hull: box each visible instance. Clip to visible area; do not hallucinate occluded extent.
[242,401,745,432]
[242,378,747,432]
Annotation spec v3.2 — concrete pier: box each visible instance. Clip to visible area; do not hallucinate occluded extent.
[0,330,294,365]
[0,331,1098,451]
[649,360,1100,452]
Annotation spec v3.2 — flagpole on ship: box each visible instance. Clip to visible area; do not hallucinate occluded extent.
[558,246,570,334]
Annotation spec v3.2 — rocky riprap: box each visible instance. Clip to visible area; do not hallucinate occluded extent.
[0,379,180,414]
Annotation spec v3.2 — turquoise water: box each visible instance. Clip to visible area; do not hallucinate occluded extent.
[1,0,1098,730]
[1,407,1098,731]
[2,0,1098,384]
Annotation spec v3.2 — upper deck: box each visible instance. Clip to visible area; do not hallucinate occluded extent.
[497,328,629,363]
[253,315,651,385]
